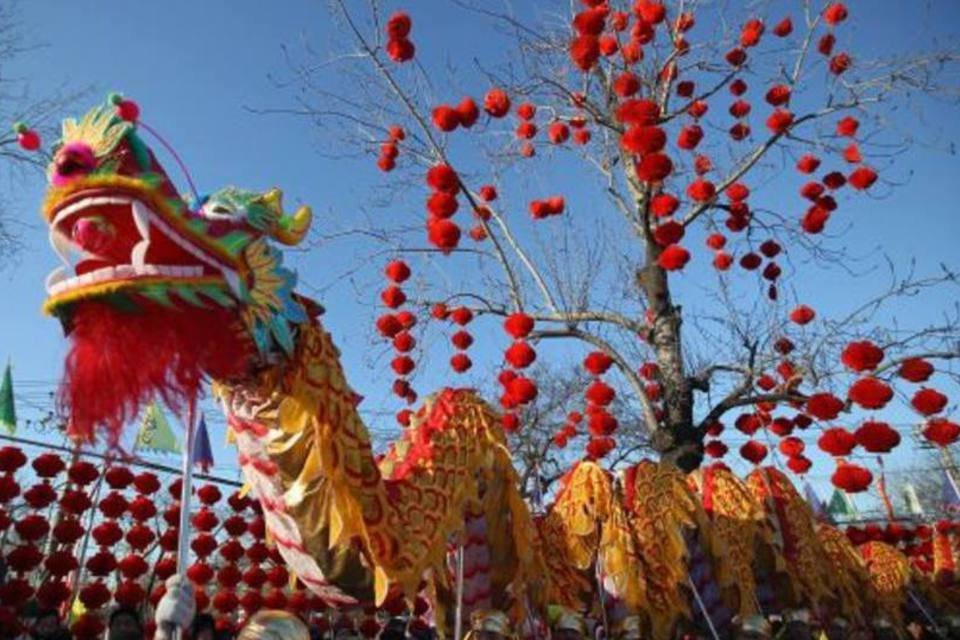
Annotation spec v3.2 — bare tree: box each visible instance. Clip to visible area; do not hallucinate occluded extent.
[0,2,88,263]
[266,0,960,478]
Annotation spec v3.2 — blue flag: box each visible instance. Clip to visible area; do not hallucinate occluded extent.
[942,469,960,514]
[192,413,214,472]
[803,481,830,523]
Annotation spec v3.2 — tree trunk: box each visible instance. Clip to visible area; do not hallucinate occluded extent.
[638,249,704,473]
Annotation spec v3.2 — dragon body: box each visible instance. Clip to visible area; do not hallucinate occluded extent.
[40,102,543,618]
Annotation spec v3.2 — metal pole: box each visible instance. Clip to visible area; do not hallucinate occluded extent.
[173,402,197,640]
[686,576,721,640]
[907,589,943,637]
[454,542,465,640]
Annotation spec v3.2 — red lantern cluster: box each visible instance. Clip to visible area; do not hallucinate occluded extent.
[377,125,405,172]
[432,97,480,134]
[448,306,474,374]
[582,351,617,460]
[529,196,565,219]
[379,260,419,411]
[498,312,536,433]
[386,12,415,63]
[424,163,462,253]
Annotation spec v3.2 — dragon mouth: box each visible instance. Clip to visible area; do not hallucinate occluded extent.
[44,188,241,315]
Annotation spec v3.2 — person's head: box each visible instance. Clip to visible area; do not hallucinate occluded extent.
[872,616,898,640]
[943,615,960,640]
[552,609,587,640]
[108,607,143,640]
[467,610,512,640]
[191,612,217,640]
[733,614,771,640]
[783,609,813,640]
[30,610,61,640]
[378,617,407,640]
[238,610,310,640]
[904,617,926,640]
[610,616,642,640]
[825,617,848,640]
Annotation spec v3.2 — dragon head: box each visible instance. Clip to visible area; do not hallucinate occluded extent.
[42,100,315,442]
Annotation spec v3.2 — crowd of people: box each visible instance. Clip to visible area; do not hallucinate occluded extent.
[14,575,960,640]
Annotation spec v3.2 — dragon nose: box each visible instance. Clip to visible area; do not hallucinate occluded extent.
[72,216,115,255]
[52,142,96,186]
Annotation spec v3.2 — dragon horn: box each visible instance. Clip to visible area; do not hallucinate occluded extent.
[258,188,312,246]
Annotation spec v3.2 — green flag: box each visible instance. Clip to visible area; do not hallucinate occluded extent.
[0,362,15,434]
[134,402,181,454]
[826,488,855,519]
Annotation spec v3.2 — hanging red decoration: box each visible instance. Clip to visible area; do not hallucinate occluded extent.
[484,88,511,118]
[584,352,613,376]
[923,419,960,447]
[450,353,472,373]
[504,341,537,369]
[818,427,856,456]
[806,392,844,420]
[704,440,728,458]
[841,340,884,372]
[832,462,872,493]
[854,421,901,453]
[778,436,805,458]
[789,304,816,325]
[658,244,690,271]
[848,376,893,410]
[912,387,948,416]
[899,358,934,383]
[586,436,616,460]
[457,97,479,128]
[848,166,877,190]
[31,453,65,478]
[786,455,812,475]
[739,439,768,465]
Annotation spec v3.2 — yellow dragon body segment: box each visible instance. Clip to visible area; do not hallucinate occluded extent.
[618,460,707,640]
[687,465,766,618]
[216,319,545,614]
[816,524,870,623]
[746,467,832,609]
[860,541,912,628]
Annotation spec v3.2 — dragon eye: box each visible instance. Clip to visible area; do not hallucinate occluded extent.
[202,202,237,219]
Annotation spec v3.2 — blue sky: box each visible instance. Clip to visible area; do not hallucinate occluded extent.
[2,1,959,509]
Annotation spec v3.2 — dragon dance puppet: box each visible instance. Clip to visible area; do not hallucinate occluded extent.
[36,99,958,632]
[40,99,546,621]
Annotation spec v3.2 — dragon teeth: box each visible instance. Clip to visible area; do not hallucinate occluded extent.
[131,239,150,269]
[221,268,242,296]
[131,200,151,240]
[44,266,67,293]
[48,229,71,267]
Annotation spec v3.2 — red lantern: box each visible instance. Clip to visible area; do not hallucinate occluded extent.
[832,462,873,493]
[854,421,901,453]
[31,453,65,478]
[818,427,856,456]
[806,392,844,421]
[841,341,884,372]
[899,358,934,383]
[923,419,960,447]
[912,388,948,416]
[786,455,812,475]
[739,440,768,465]
[848,377,893,410]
